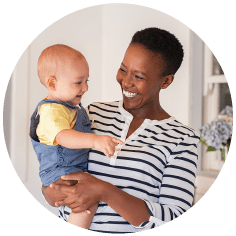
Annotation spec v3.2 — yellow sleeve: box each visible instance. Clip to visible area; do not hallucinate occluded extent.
[36,103,72,145]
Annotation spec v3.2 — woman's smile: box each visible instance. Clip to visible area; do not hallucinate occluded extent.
[123,89,138,98]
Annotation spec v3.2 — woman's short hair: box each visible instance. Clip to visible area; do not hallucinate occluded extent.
[131,27,184,76]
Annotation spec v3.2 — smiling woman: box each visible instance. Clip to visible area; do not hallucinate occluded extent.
[42,27,200,233]
[116,28,183,138]
[117,44,172,115]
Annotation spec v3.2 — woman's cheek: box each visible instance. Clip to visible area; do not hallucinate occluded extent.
[116,72,122,84]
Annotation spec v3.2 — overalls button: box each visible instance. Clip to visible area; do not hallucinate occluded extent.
[58,146,62,153]
[59,157,64,162]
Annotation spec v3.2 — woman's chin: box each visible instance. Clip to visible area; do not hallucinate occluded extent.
[123,96,141,110]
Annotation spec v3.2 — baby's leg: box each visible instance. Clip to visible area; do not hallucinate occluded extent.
[68,203,98,229]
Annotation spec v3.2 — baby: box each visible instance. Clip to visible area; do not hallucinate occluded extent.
[29,44,123,228]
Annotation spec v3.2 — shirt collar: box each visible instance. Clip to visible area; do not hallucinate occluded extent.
[118,100,133,120]
[118,100,176,125]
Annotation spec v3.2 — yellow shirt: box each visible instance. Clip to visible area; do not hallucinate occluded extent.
[36,103,77,145]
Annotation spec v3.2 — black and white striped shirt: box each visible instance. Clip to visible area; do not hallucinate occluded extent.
[60,100,200,233]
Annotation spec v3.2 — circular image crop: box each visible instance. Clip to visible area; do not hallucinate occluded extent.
[3,3,234,234]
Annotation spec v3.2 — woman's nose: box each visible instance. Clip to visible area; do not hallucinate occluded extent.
[122,73,133,87]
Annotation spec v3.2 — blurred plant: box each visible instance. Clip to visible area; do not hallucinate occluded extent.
[200,106,233,160]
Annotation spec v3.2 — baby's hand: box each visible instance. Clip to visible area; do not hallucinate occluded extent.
[93,135,124,158]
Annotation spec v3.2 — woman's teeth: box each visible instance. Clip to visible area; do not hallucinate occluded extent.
[123,90,138,98]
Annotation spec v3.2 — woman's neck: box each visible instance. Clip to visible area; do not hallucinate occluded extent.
[124,103,170,121]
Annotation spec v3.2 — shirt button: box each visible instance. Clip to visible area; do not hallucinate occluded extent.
[116,148,121,151]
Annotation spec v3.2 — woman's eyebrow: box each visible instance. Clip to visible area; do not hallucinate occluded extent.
[121,63,147,76]
[121,62,127,68]
[135,70,147,76]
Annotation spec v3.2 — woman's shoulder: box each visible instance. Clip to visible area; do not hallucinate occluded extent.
[164,118,200,140]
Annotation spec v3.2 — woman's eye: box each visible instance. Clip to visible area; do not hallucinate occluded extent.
[135,75,144,80]
[76,82,82,85]
[119,68,126,73]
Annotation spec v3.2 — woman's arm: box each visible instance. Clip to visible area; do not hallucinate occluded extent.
[142,134,200,222]
[54,172,150,227]
[53,134,199,228]
[100,180,151,226]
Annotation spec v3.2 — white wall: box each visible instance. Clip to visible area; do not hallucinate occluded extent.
[101,4,191,126]
[7,4,192,216]
[28,5,104,111]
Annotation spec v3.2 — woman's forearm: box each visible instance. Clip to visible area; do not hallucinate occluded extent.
[57,172,150,226]
[100,181,150,227]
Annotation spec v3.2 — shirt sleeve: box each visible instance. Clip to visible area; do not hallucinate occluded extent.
[37,104,71,145]
[134,134,200,229]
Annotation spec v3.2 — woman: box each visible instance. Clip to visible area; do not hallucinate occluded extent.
[42,27,200,233]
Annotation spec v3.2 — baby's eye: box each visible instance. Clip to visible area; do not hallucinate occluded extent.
[76,82,82,85]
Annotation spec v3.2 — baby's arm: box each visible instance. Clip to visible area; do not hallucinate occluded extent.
[68,202,98,229]
[56,129,123,157]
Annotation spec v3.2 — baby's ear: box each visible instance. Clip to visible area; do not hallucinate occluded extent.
[47,76,57,91]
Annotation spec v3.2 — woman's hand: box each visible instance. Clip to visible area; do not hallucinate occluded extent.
[52,171,150,226]
[42,178,77,207]
[54,171,105,213]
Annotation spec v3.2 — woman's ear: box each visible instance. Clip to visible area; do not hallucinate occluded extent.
[47,76,57,91]
[161,75,174,89]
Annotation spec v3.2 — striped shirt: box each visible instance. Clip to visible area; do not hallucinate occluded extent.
[59,100,200,233]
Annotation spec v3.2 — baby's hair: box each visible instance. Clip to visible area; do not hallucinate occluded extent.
[130,27,184,76]
[38,44,83,86]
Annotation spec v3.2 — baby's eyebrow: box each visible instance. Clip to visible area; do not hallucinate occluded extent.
[74,76,89,82]
[76,76,85,80]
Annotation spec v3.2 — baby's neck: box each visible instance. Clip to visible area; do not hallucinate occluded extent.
[47,93,61,102]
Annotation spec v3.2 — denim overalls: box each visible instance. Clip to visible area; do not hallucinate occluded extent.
[29,99,91,186]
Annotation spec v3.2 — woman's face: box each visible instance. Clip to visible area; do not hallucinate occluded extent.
[116,43,170,111]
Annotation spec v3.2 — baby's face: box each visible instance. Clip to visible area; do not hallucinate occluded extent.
[55,57,89,106]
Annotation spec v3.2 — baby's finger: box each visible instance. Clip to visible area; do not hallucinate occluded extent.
[112,137,124,144]
[103,148,111,158]
[108,141,116,149]
[107,146,115,156]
